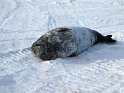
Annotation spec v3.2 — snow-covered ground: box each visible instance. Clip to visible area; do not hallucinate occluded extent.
[0,0,124,93]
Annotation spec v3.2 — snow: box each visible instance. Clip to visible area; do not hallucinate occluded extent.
[0,0,124,93]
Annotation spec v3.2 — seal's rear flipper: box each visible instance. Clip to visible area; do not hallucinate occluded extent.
[105,35,117,43]
[106,35,112,38]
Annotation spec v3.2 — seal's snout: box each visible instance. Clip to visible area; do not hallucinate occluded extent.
[31,42,41,56]
[32,42,57,60]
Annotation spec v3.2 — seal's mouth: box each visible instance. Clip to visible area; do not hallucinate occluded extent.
[39,42,57,60]
[40,52,56,60]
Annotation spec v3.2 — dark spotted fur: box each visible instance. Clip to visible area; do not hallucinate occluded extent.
[31,27,116,60]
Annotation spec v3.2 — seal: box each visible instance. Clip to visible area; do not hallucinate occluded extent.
[31,27,116,60]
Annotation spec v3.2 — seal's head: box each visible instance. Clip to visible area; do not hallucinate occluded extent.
[31,41,57,60]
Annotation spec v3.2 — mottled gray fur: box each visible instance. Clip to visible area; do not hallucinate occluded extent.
[31,27,116,60]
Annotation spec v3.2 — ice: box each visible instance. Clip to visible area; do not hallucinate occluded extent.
[0,0,124,93]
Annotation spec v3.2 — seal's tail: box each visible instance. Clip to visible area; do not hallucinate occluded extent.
[105,35,117,43]
[93,30,117,43]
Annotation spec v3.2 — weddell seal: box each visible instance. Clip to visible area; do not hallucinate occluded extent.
[31,27,116,60]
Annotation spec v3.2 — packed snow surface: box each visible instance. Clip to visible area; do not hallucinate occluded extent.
[0,0,124,93]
